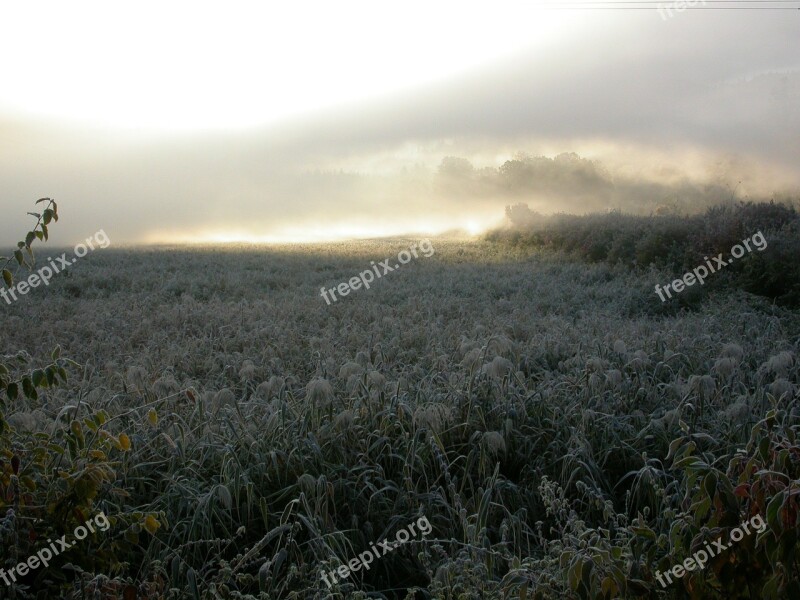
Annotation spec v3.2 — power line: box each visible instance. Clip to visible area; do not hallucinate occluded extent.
[546,1,799,3]
[539,0,800,7]
[542,6,800,9]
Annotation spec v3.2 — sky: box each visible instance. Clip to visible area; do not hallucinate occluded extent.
[1,1,799,245]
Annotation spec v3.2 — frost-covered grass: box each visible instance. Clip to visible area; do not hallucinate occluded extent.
[1,239,799,598]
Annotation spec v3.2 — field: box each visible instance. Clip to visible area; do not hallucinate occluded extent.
[2,231,800,598]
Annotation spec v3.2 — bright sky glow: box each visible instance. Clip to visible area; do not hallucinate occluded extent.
[0,1,578,132]
[142,215,499,244]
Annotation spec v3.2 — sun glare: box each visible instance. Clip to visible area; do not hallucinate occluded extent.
[0,1,578,131]
[142,217,494,245]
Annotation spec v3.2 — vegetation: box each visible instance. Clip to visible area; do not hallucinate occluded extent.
[1,201,161,598]
[489,201,800,309]
[0,201,799,598]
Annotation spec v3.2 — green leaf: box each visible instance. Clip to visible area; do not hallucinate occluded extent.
[630,526,656,540]
[567,557,583,591]
[51,345,61,360]
[43,209,53,224]
[7,382,18,400]
[22,377,37,400]
[41,224,48,240]
[14,250,24,266]
[2,269,12,287]
[36,197,50,204]
[25,231,35,247]
[703,471,718,500]
[767,491,785,534]
[758,436,770,461]
[31,369,45,387]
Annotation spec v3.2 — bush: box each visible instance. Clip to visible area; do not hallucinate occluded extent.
[488,201,800,308]
[1,200,153,596]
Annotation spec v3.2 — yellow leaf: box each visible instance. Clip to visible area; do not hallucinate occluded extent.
[118,433,131,451]
[147,408,158,426]
[144,514,160,534]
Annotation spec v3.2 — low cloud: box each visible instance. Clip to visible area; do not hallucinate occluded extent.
[1,12,798,244]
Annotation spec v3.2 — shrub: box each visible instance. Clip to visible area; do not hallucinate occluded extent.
[0,200,153,596]
[487,201,800,308]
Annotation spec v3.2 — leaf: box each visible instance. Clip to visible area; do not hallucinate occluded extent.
[601,576,617,596]
[703,471,718,500]
[25,231,35,248]
[271,548,288,579]
[758,436,770,461]
[144,514,160,534]
[217,485,232,510]
[32,369,45,387]
[187,568,200,600]
[36,197,50,204]
[118,433,131,451]
[22,377,37,400]
[2,269,11,287]
[147,408,158,426]
[14,250,24,266]
[630,526,656,540]
[43,209,53,225]
[767,492,786,533]
[567,557,582,591]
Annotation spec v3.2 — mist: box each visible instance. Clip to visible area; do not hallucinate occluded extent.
[1,7,798,244]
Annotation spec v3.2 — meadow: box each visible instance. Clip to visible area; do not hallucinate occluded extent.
[1,208,799,598]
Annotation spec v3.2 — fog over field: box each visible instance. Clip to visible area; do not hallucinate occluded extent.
[1,2,799,243]
[1,2,800,599]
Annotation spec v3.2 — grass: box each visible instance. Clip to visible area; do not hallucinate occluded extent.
[1,235,799,598]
